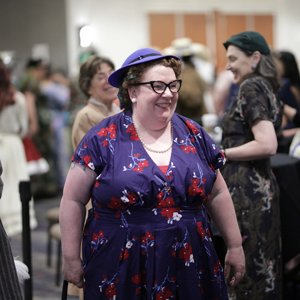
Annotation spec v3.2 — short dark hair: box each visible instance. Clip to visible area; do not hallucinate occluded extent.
[25,58,44,69]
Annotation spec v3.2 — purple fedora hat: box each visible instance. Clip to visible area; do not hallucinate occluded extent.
[108,47,180,88]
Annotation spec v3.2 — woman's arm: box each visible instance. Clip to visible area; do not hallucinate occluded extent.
[206,171,245,286]
[24,91,39,137]
[224,120,277,161]
[59,163,96,287]
[15,91,29,137]
[284,104,300,127]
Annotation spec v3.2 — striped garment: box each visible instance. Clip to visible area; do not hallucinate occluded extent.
[0,160,23,299]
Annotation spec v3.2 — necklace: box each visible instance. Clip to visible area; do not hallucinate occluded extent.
[133,119,173,154]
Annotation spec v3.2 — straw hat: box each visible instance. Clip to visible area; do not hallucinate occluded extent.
[171,37,194,57]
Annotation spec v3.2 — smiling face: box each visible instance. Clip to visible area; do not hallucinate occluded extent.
[88,62,118,105]
[225,45,260,84]
[128,64,179,128]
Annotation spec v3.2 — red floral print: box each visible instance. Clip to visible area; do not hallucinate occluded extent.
[161,208,179,220]
[156,287,174,300]
[83,154,92,166]
[178,242,194,266]
[119,248,130,261]
[180,145,197,154]
[185,120,200,135]
[105,283,117,299]
[132,159,149,172]
[141,231,155,245]
[108,196,127,211]
[126,123,139,140]
[91,230,107,252]
[188,173,207,199]
[196,221,206,239]
[131,274,141,285]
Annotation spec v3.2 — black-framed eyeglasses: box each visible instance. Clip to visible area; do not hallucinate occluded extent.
[131,80,182,94]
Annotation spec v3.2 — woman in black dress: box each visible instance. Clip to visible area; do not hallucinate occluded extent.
[220,31,283,299]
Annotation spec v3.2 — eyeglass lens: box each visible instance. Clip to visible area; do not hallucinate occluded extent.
[151,80,181,93]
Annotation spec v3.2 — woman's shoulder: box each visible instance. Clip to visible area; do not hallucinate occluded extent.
[239,76,276,104]
[85,110,125,135]
[241,75,271,92]
[173,113,204,133]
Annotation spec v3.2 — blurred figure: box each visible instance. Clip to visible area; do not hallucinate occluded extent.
[0,59,37,236]
[221,31,283,299]
[72,55,120,148]
[284,104,300,127]
[191,42,217,114]
[0,159,24,300]
[18,58,48,138]
[272,50,300,152]
[190,42,215,87]
[213,70,239,118]
[41,68,71,191]
[273,50,300,107]
[18,58,57,197]
[166,38,208,124]
[273,50,300,130]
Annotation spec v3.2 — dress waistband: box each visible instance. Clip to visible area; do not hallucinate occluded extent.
[88,206,208,226]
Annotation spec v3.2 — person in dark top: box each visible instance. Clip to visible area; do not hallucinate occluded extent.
[273,50,300,129]
[221,31,283,299]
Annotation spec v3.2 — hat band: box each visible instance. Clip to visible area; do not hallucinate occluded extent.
[128,53,161,64]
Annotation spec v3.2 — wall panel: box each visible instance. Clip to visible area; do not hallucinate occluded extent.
[148,12,274,72]
[149,14,176,49]
[183,14,207,44]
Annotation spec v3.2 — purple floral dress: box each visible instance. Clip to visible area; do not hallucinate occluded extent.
[73,111,227,300]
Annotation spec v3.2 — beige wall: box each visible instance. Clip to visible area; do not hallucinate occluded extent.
[66,0,300,77]
[1,0,298,77]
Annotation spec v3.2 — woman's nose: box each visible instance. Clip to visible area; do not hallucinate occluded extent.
[225,62,231,71]
[162,86,174,97]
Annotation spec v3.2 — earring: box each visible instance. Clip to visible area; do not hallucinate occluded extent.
[251,64,257,70]
[131,98,136,103]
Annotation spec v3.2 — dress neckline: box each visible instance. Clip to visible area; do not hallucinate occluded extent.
[158,165,168,175]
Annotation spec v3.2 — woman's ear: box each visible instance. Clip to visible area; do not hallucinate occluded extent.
[252,51,262,67]
[128,86,137,103]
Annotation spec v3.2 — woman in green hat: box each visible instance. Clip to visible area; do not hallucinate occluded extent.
[221,31,283,299]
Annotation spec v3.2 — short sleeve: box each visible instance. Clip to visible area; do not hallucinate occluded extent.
[181,116,226,171]
[239,78,272,127]
[199,126,226,170]
[72,128,105,176]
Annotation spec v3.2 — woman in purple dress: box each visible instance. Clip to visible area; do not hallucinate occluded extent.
[59,48,245,299]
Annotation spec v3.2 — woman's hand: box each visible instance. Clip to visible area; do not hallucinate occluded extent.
[62,257,84,288]
[224,245,246,287]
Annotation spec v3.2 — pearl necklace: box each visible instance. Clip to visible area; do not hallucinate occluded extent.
[133,120,173,154]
